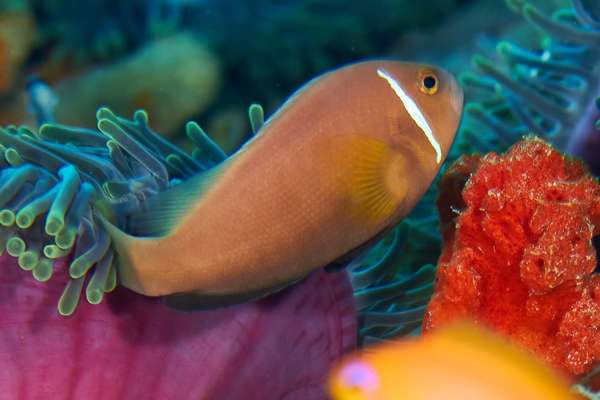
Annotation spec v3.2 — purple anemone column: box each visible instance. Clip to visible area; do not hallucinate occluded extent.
[1,254,356,400]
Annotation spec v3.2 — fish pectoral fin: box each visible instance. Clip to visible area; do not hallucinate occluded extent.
[131,162,226,237]
[338,135,409,227]
[164,280,297,311]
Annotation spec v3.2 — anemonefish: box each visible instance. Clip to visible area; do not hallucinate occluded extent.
[101,60,463,311]
[327,323,579,400]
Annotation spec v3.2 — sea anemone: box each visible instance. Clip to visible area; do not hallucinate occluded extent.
[455,0,600,158]
[2,254,356,399]
[0,106,226,315]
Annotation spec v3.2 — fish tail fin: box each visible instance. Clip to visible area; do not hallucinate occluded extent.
[93,199,143,294]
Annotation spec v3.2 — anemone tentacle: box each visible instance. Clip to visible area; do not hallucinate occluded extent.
[350,216,440,345]
[454,0,600,157]
[0,106,228,315]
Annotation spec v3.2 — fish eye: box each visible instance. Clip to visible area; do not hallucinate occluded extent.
[419,72,438,95]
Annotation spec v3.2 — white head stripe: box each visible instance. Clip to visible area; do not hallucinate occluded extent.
[377,69,442,164]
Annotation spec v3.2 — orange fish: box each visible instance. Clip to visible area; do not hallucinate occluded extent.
[327,323,579,400]
[101,60,463,310]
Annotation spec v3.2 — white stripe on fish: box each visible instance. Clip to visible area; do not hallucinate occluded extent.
[376,69,442,163]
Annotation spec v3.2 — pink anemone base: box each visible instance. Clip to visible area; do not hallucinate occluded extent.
[1,254,357,399]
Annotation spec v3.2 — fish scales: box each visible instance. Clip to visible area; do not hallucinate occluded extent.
[101,60,464,310]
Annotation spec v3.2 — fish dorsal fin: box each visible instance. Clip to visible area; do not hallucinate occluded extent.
[337,135,409,227]
[252,72,329,135]
[131,164,225,237]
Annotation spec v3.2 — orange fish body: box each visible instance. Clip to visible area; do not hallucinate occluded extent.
[327,323,579,400]
[103,60,463,310]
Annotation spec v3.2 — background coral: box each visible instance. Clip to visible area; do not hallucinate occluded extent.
[424,136,600,379]
[0,0,476,151]
[52,34,221,143]
[455,0,600,159]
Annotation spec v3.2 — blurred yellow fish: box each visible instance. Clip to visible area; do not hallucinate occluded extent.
[327,323,579,400]
[101,60,463,311]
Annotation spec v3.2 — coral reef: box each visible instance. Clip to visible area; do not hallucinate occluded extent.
[53,34,221,140]
[0,0,472,136]
[30,0,147,64]
[351,219,438,345]
[423,136,600,379]
[178,0,466,103]
[1,254,356,399]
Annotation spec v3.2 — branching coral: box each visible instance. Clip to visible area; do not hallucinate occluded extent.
[0,106,228,315]
[424,136,600,379]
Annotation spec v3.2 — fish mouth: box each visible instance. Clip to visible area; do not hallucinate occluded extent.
[450,76,464,115]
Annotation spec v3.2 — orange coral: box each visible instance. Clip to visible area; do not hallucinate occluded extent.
[424,136,600,379]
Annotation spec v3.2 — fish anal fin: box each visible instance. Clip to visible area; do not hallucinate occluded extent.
[164,280,297,311]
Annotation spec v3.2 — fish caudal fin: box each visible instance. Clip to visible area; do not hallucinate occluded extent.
[93,201,143,293]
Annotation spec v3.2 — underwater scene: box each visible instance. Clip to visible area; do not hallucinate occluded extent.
[1,0,600,398]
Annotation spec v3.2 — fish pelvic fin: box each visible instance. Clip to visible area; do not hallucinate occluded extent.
[337,135,409,227]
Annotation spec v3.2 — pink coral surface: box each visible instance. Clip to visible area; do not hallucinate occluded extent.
[424,136,600,379]
[1,254,356,399]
